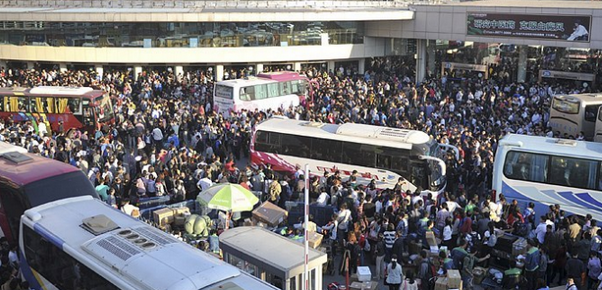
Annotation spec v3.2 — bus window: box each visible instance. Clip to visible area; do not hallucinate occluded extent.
[290,80,302,95]
[585,105,600,122]
[22,226,120,290]
[550,157,569,186]
[254,131,281,153]
[565,158,598,189]
[281,82,290,95]
[311,138,342,162]
[376,154,391,169]
[6,96,27,112]
[94,95,114,123]
[68,98,82,115]
[215,85,234,99]
[341,143,376,168]
[253,84,268,100]
[56,98,70,113]
[599,163,602,190]
[504,151,548,182]
[280,134,311,158]
[266,83,280,99]
[82,100,94,126]
[239,87,251,101]
[551,97,579,114]
[410,162,426,190]
[29,97,38,113]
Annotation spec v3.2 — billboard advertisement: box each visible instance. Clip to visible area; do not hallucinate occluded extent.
[467,13,591,42]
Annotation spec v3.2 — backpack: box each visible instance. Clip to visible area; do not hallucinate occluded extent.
[514,222,530,237]
[463,254,475,275]
[421,259,437,287]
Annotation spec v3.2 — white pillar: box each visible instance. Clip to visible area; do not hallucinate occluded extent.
[416,39,427,85]
[134,66,143,81]
[293,62,301,72]
[95,65,104,79]
[517,45,528,83]
[216,64,224,81]
[358,58,365,75]
[59,63,67,73]
[327,61,335,73]
[256,63,264,74]
[174,65,184,77]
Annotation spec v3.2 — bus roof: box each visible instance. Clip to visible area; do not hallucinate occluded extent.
[216,77,277,87]
[0,86,103,99]
[554,93,602,104]
[23,196,275,290]
[256,71,307,82]
[499,134,602,160]
[0,142,79,186]
[217,72,307,88]
[255,118,432,150]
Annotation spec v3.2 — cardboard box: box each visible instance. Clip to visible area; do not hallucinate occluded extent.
[426,231,438,247]
[153,208,174,227]
[307,231,323,249]
[252,201,288,227]
[447,269,462,289]
[173,207,190,216]
[357,266,371,282]
[349,281,378,290]
[174,215,186,226]
[449,280,463,290]
[473,267,488,284]
[434,277,447,290]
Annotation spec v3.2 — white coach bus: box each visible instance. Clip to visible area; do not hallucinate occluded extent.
[250,118,454,195]
[19,196,279,290]
[492,134,602,223]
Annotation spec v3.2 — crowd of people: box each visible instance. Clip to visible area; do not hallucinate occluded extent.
[0,56,597,290]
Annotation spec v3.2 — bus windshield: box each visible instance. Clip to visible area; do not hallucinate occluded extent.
[552,97,580,114]
[23,171,98,207]
[94,94,114,123]
[428,142,444,188]
[215,85,234,99]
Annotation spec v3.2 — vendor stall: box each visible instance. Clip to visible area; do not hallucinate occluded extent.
[219,226,328,290]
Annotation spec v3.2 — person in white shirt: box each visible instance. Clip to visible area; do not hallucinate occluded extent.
[567,21,589,41]
[535,216,548,244]
[37,118,47,137]
[121,199,140,218]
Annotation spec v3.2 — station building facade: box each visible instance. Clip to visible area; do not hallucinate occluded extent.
[1,0,602,85]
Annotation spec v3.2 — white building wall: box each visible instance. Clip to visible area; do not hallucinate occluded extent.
[0,39,387,64]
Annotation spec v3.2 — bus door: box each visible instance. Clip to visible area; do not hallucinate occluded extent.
[595,106,602,142]
[81,99,95,131]
[584,104,601,140]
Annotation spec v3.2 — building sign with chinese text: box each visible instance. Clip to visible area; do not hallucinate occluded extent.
[467,13,591,42]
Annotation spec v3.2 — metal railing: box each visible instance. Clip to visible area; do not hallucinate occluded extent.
[0,0,441,9]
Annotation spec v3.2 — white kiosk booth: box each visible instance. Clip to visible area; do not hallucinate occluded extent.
[219,227,328,290]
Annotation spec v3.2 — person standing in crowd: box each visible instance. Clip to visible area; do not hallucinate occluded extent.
[385,254,403,290]
[0,58,597,289]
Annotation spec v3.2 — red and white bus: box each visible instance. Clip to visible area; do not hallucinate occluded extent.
[0,142,98,243]
[213,71,308,117]
[250,118,450,196]
[0,86,115,135]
